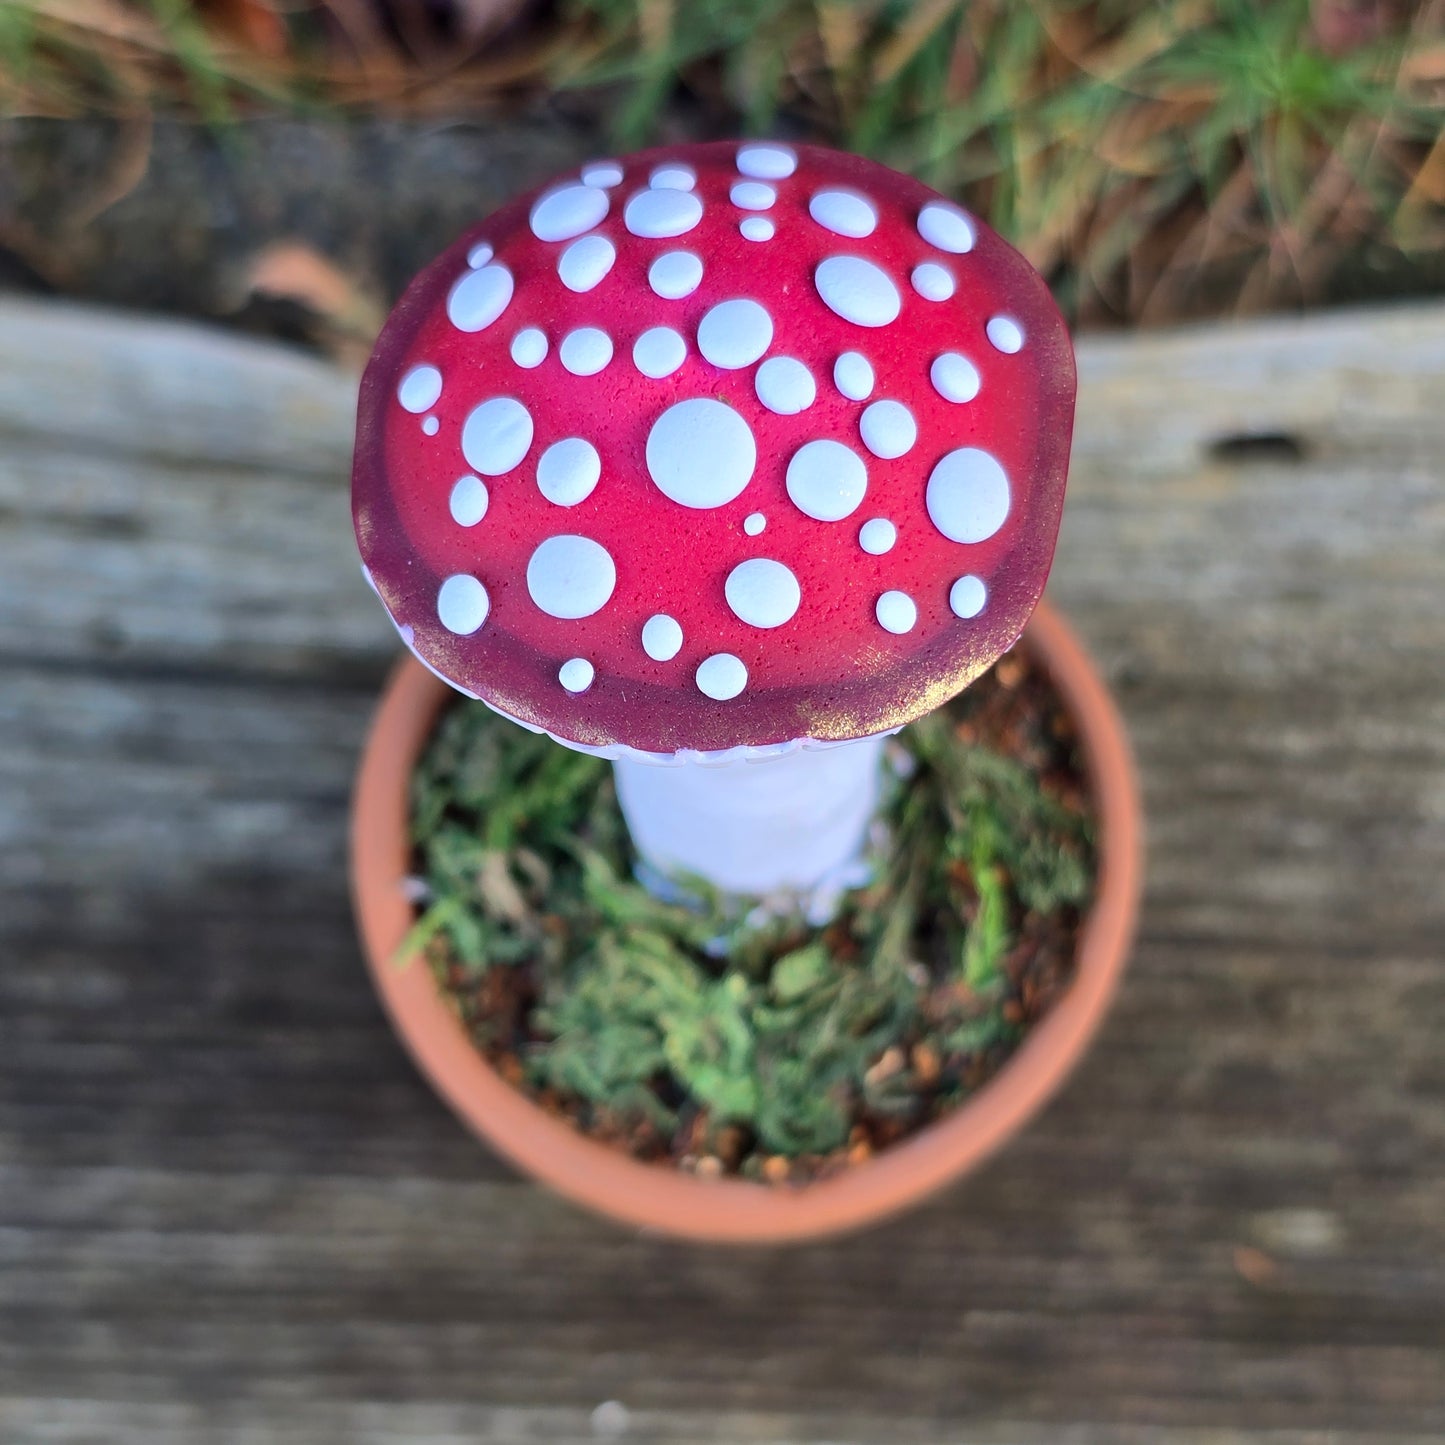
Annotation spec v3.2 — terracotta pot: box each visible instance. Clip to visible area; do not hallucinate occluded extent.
[350,598,1142,1244]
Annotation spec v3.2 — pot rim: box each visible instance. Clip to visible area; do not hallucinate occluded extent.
[350,597,1143,1244]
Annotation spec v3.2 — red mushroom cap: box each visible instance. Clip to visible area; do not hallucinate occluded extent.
[353,141,1076,757]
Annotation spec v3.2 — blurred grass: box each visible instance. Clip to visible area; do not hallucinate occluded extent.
[1,0,1442,321]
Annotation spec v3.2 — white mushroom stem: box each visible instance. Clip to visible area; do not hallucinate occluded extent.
[612,734,888,899]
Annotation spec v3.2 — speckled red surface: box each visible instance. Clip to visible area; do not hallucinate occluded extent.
[352,141,1076,754]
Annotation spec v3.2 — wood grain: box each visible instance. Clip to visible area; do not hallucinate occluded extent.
[2,295,1443,1443]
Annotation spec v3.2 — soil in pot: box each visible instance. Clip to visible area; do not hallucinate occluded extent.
[401,643,1097,1186]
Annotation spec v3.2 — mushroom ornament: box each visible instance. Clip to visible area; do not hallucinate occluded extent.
[353,141,1076,900]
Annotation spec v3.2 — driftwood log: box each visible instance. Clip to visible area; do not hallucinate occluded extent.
[1,295,1443,1442]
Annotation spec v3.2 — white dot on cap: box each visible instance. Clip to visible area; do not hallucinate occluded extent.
[447,263,514,332]
[421,416,439,436]
[725,558,800,629]
[466,241,493,268]
[559,328,614,376]
[931,352,981,403]
[987,316,1025,353]
[647,398,756,509]
[740,217,775,242]
[530,183,610,243]
[536,437,601,507]
[625,188,703,239]
[558,657,595,693]
[648,250,703,299]
[731,180,776,210]
[917,200,976,253]
[833,352,874,401]
[557,234,616,293]
[461,396,533,476]
[398,365,441,412]
[814,256,900,328]
[808,189,878,238]
[926,447,1011,543]
[858,517,896,554]
[743,512,766,536]
[510,327,548,368]
[696,653,748,700]
[642,614,683,662]
[526,535,616,619]
[859,400,917,460]
[911,262,955,301]
[581,159,623,188]
[786,439,867,522]
[736,143,796,179]
[650,162,696,191]
[697,299,773,370]
[449,475,489,527]
[950,575,988,619]
[755,356,815,415]
[437,574,489,635]
[632,326,686,379]
[876,591,917,635]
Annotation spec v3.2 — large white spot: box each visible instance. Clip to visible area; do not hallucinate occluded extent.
[581,159,623,187]
[536,437,601,507]
[808,189,877,238]
[814,256,900,328]
[397,364,442,413]
[559,327,614,376]
[931,352,981,403]
[526,535,616,619]
[740,217,775,242]
[511,327,548,368]
[437,574,489,635]
[449,475,489,527]
[646,399,756,509]
[911,262,955,301]
[755,356,815,415]
[834,351,874,400]
[461,397,533,476]
[858,517,896,554]
[447,263,514,332]
[530,183,609,242]
[725,558,800,629]
[736,143,796,179]
[558,234,616,292]
[950,575,988,619]
[633,327,686,379]
[697,299,773,370]
[696,653,748,700]
[651,162,696,191]
[926,448,1011,543]
[859,400,917,459]
[917,200,976,253]
[744,512,766,536]
[987,315,1025,353]
[642,614,683,662]
[875,591,917,635]
[786,439,867,522]
[731,180,775,210]
[648,250,703,299]
[559,658,595,693]
[624,188,703,238]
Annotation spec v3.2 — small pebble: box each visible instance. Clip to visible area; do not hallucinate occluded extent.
[762,1155,791,1184]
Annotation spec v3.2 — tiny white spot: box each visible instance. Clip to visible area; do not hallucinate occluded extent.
[461,396,534,476]
[876,590,917,634]
[743,512,766,536]
[927,448,1011,543]
[632,327,686,379]
[511,328,548,368]
[696,653,748,700]
[859,400,917,460]
[447,263,514,332]
[808,189,878,238]
[581,160,623,188]
[858,517,896,554]
[590,1400,631,1439]
[558,234,616,293]
[559,328,614,376]
[950,574,988,619]
[754,355,815,415]
[731,180,776,210]
[530,183,610,242]
[421,415,440,436]
[449,475,489,527]
[647,399,756,509]
[833,351,874,401]
[650,162,697,191]
[526,535,617,619]
[736,143,796,179]
[399,365,441,412]
[648,250,703,299]
[536,437,602,507]
[931,352,981,403]
[987,316,1025,353]
[559,657,595,693]
[918,200,976,254]
[624,188,703,239]
[466,241,493,268]
[786,439,867,522]
[814,256,900,328]
[437,574,489,635]
[697,298,773,370]
[911,262,955,301]
[642,614,683,662]
[740,217,775,242]
[726,558,800,629]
